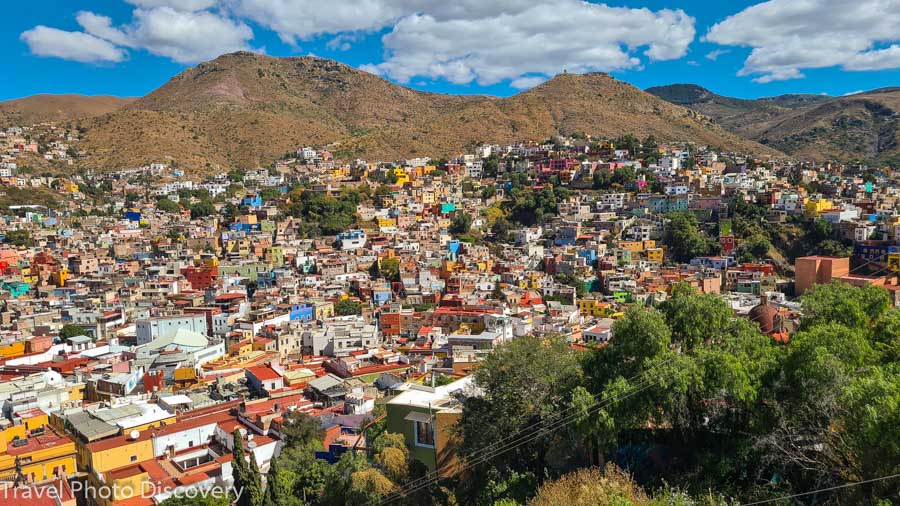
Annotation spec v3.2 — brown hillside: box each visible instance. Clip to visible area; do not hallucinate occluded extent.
[754,89,900,165]
[648,84,900,165]
[80,52,781,171]
[0,94,135,127]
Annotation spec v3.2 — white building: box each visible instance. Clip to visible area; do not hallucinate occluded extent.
[136,314,209,346]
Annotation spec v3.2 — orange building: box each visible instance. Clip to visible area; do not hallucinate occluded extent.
[794,256,850,295]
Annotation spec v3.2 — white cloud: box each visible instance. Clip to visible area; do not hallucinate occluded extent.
[20,26,126,63]
[843,90,864,96]
[229,0,540,43]
[705,49,729,61]
[125,0,217,10]
[365,2,695,86]
[510,76,548,89]
[326,34,361,52]
[120,7,254,63]
[706,0,900,82]
[76,12,130,46]
[26,6,255,65]
[22,0,695,87]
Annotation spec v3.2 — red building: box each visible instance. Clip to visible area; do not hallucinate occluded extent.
[720,235,738,254]
[181,260,219,290]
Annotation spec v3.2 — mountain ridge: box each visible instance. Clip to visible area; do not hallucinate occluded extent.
[0,94,136,128]
[75,52,780,171]
[647,83,900,164]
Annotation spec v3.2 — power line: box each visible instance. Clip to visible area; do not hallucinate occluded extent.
[381,252,895,503]
[740,472,900,506]
[377,355,676,502]
[378,361,685,504]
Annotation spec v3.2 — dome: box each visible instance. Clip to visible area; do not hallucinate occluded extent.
[43,368,63,387]
[748,295,778,335]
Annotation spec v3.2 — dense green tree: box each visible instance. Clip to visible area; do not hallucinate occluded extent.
[838,367,900,484]
[662,212,716,263]
[247,450,263,506]
[875,309,900,362]
[335,299,362,316]
[59,324,87,341]
[659,283,734,350]
[284,190,360,237]
[450,213,473,235]
[378,257,401,282]
[800,281,890,331]
[482,155,500,178]
[227,169,246,182]
[159,494,231,506]
[735,234,772,262]
[281,411,324,448]
[190,200,215,219]
[459,334,582,492]
[3,229,32,247]
[156,198,181,213]
[319,452,373,506]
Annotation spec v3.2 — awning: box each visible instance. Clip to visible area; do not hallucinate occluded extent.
[404,411,434,423]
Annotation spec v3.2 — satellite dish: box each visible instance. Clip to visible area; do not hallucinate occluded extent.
[247,441,257,449]
[130,430,140,440]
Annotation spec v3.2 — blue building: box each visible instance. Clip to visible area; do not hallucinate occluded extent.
[290,303,315,322]
[241,194,263,208]
[578,249,597,266]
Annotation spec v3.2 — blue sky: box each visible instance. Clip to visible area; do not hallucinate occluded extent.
[4,0,900,101]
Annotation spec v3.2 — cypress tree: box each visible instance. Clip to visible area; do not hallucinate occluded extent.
[245,449,263,506]
[232,429,248,485]
[232,429,261,506]
[263,454,288,506]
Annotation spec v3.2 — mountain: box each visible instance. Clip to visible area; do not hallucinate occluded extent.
[645,84,828,138]
[79,52,780,171]
[0,94,135,127]
[647,84,900,164]
[752,88,900,164]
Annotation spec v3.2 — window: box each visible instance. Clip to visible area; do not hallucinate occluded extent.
[130,455,138,462]
[415,420,434,448]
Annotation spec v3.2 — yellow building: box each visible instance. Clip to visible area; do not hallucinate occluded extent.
[20,266,39,284]
[391,167,410,185]
[264,245,284,266]
[619,241,645,253]
[80,434,154,477]
[0,341,25,359]
[377,216,398,228]
[646,248,664,263]
[60,181,79,193]
[224,238,253,256]
[315,301,334,320]
[0,412,76,485]
[577,298,611,317]
[173,367,202,389]
[805,198,833,218]
[50,268,69,287]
